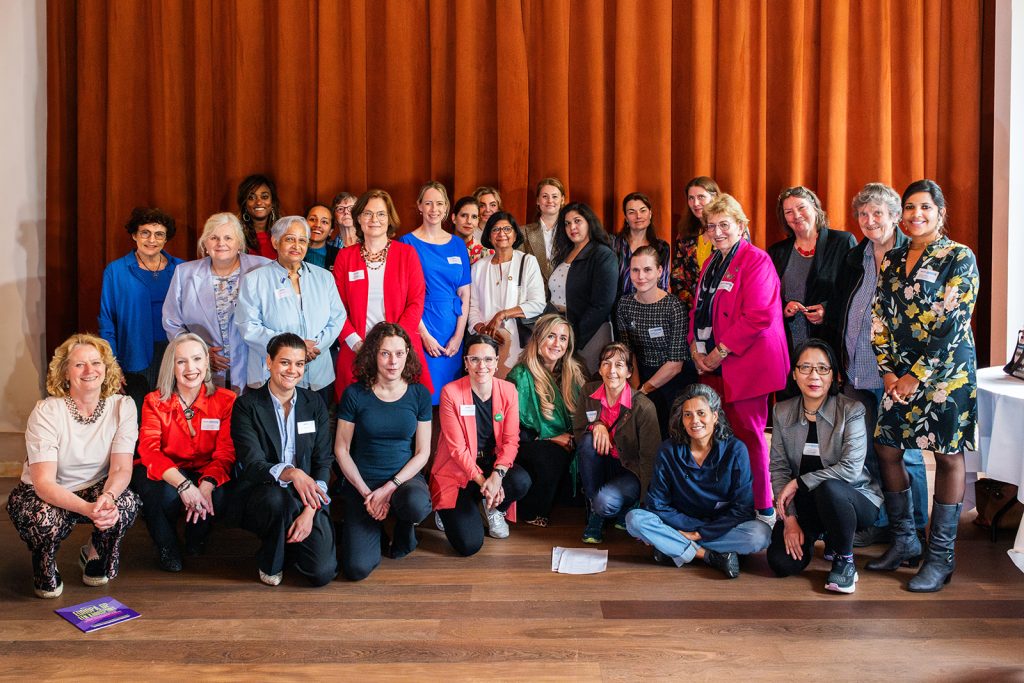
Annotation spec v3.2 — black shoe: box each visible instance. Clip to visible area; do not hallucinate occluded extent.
[79,545,108,586]
[703,550,740,578]
[652,550,675,566]
[158,546,183,572]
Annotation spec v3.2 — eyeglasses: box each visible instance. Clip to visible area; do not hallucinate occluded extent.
[137,229,168,241]
[795,363,832,376]
[466,356,498,366]
[491,225,515,234]
[280,235,309,246]
[335,205,354,214]
[360,211,389,221]
[704,221,734,234]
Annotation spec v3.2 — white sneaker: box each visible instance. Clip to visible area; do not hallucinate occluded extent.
[434,511,445,532]
[756,509,777,529]
[259,569,283,586]
[486,508,509,539]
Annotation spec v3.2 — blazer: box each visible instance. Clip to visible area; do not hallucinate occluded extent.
[768,393,882,515]
[235,260,347,391]
[689,239,789,403]
[572,380,661,497]
[162,253,272,392]
[562,240,619,351]
[767,228,857,347]
[430,377,521,520]
[826,229,909,373]
[137,387,237,486]
[229,383,332,510]
[520,221,554,281]
[332,242,432,399]
[98,250,186,372]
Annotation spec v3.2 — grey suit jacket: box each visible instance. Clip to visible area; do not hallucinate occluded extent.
[768,393,882,514]
[520,222,553,281]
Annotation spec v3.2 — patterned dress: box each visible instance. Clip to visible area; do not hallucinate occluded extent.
[871,236,979,453]
[670,234,712,310]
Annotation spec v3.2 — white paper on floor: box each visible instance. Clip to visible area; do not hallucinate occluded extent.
[551,546,608,574]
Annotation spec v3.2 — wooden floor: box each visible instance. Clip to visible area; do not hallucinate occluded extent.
[1,477,1022,682]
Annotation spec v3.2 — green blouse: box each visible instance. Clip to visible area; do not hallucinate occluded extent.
[506,363,576,439]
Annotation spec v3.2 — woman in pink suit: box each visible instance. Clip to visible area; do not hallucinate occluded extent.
[333,189,432,400]
[688,194,789,526]
[430,335,532,556]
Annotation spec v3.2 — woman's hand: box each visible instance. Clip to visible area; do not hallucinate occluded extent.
[364,484,396,521]
[701,349,724,373]
[888,374,920,405]
[692,351,709,374]
[784,301,806,318]
[483,311,507,338]
[421,330,443,357]
[591,423,612,456]
[443,330,464,357]
[286,506,316,543]
[783,516,805,561]
[89,494,120,531]
[480,472,505,511]
[775,479,799,519]
[180,483,211,523]
[803,303,825,325]
[549,433,574,452]
[208,345,230,372]
[303,339,321,362]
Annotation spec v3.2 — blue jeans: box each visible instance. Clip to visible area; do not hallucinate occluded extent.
[576,433,641,519]
[625,508,771,566]
[844,386,928,530]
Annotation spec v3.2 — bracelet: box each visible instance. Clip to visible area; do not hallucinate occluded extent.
[176,479,194,494]
[391,476,403,488]
[102,490,117,503]
[495,468,507,479]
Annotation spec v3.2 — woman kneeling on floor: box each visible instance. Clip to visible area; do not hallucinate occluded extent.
[767,339,882,593]
[626,384,771,578]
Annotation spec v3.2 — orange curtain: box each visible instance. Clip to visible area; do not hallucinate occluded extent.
[46,0,985,350]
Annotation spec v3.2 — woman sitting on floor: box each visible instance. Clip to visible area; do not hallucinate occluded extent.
[625,383,771,578]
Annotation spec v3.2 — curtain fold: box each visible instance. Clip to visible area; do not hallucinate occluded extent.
[46,0,986,353]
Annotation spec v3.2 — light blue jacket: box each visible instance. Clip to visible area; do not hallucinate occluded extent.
[98,251,185,372]
[235,260,346,391]
[162,253,272,393]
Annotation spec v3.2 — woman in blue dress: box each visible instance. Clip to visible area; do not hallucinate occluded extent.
[400,181,471,404]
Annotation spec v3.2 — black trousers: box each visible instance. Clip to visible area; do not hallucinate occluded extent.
[514,439,573,521]
[131,464,229,551]
[437,463,532,557]
[338,474,432,581]
[240,483,337,586]
[767,478,880,577]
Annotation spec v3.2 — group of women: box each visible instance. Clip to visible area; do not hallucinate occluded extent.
[9,174,977,598]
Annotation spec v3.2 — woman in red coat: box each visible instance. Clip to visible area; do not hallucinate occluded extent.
[333,189,432,400]
[430,335,532,556]
[131,333,236,572]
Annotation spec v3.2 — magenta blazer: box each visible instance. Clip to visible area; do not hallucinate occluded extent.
[430,376,520,521]
[688,239,789,403]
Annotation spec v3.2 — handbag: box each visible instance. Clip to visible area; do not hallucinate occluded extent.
[973,477,1024,542]
[1003,328,1024,380]
[514,256,540,347]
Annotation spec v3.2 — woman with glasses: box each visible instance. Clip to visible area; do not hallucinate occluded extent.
[767,339,881,594]
[689,194,788,527]
[329,192,358,249]
[671,176,720,309]
[236,174,281,258]
[468,212,546,377]
[431,335,533,554]
[235,216,347,407]
[99,207,185,415]
[333,189,431,399]
[612,192,670,298]
[400,181,471,405]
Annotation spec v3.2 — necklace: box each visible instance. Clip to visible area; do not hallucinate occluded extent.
[795,245,816,257]
[493,258,512,285]
[177,391,200,420]
[801,401,819,418]
[136,253,165,279]
[65,395,106,425]
[361,240,391,270]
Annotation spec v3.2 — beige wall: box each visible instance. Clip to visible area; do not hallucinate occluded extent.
[0,0,46,433]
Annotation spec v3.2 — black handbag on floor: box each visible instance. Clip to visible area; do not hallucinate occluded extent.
[1004,328,1024,380]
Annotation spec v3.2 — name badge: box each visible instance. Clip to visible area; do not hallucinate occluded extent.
[648,326,665,339]
[447,256,462,265]
[274,287,291,300]
[297,420,316,434]
[717,280,734,292]
[803,442,821,456]
[916,268,939,283]
[695,341,707,355]
[348,270,365,281]
[459,404,476,417]
[586,410,598,422]
[200,418,220,431]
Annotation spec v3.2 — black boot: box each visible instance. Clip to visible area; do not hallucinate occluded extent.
[866,489,922,571]
[908,500,961,593]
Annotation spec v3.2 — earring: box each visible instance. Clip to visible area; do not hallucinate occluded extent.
[63,379,70,390]
[242,212,251,223]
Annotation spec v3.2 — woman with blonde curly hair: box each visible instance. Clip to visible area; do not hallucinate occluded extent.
[505,313,587,526]
[6,334,141,598]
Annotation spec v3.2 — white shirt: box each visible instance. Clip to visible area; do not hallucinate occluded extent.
[540,218,556,260]
[548,262,570,311]
[468,252,547,368]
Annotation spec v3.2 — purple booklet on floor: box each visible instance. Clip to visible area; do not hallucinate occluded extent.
[55,597,140,633]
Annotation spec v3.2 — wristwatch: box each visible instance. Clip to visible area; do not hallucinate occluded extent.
[717,343,730,358]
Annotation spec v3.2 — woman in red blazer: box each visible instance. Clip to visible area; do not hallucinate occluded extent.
[333,189,432,400]
[430,335,532,556]
[131,333,236,572]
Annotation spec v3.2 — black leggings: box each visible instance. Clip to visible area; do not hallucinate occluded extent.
[437,464,531,556]
[768,478,879,577]
[514,439,573,521]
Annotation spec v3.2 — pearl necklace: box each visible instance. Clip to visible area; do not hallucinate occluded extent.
[65,395,106,425]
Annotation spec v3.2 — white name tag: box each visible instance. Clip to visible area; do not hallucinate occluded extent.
[916,268,939,283]
[348,270,365,281]
[297,420,316,434]
[200,418,220,431]
[717,280,734,292]
[648,326,665,339]
[447,256,462,265]
[274,287,291,300]
[586,410,598,422]
[803,442,821,456]
[459,404,476,416]
[695,341,707,355]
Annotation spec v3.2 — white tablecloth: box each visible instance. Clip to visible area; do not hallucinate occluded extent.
[974,366,1024,573]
